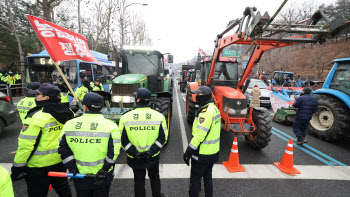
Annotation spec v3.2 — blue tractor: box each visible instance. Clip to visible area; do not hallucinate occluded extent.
[308,58,350,141]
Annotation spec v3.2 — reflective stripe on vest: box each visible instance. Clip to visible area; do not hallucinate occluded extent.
[113,139,121,144]
[34,149,58,155]
[105,156,115,164]
[189,143,197,150]
[212,114,221,121]
[155,140,163,148]
[202,137,220,144]
[43,122,59,129]
[13,162,27,167]
[19,134,37,140]
[76,158,105,166]
[17,106,32,110]
[62,155,75,164]
[65,131,111,137]
[135,145,151,151]
[124,142,132,151]
[124,121,161,126]
[196,125,209,132]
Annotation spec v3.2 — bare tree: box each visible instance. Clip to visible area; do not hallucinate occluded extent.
[36,0,65,21]
[5,0,25,82]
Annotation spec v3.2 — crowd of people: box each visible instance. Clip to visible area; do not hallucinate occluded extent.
[1,78,221,197]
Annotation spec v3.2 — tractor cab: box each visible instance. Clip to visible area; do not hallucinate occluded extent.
[273,71,294,86]
[200,57,239,88]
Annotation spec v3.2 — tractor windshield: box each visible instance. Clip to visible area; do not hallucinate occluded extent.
[213,62,238,80]
[330,62,350,96]
[124,53,162,76]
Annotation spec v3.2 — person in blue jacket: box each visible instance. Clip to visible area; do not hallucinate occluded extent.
[292,87,318,145]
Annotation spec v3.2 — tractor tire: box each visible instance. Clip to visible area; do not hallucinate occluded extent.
[151,97,172,139]
[245,109,272,149]
[186,91,196,124]
[308,95,350,142]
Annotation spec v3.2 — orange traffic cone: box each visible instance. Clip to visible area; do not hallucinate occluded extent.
[222,137,245,173]
[273,139,300,174]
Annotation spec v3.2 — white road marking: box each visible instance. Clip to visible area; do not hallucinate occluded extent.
[181,92,186,102]
[2,163,350,180]
[174,83,189,153]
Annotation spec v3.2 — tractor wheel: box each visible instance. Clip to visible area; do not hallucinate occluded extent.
[186,91,196,124]
[308,95,350,141]
[151,97,172,140]
[245,109,272,149]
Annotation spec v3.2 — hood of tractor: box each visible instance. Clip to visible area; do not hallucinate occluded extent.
[113,74,147,84]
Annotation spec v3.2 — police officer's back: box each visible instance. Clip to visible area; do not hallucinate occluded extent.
[58,93,121,197]
[184,86,221,197]
[119,88,168,197]
[17,82,41,122]
[11,83,74,197]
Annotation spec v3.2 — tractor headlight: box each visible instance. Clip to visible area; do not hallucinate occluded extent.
[240,108,247,115]
[112,96,135,103]
[112,96,121,102]
[223,107,236,115]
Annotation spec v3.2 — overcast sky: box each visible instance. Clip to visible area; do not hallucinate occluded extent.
[129,0,336,63]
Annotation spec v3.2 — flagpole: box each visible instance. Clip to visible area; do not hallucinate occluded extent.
[53,62,84,111]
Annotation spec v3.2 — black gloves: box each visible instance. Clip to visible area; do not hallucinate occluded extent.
[135,151,153,161]
[69,167,79,177]
[95,169,108,185]
[183,153,191,166]
[11,166,27,181]
[183,146,196,166]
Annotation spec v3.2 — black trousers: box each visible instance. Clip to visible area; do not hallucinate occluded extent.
[74,170,114,197]
[24,162,72,197]
[132,161,161,197]
[189,161,214,197]
[293,118,310,140]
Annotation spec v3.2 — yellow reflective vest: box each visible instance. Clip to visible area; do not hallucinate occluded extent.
[119,106,168,159]
[0,166,14,197]
[17,96,36,122]
[13,109,66,168]
[60,90,70,104]
[187,102,221,163]
[75,86,90,101]
[92,83,104,91]
[58,113,121,174]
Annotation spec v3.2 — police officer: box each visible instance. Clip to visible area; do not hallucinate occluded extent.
[92,77,104,91]
[183,86,221,197]
[17,82,41,122]
[58,93,121,197]
[11,83,74,197]
[119,88,168,197]
[0,165,14,197]
[54,78,70,107]
[75,77,92,101]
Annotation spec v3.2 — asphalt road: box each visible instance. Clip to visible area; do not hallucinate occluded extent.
[1,83,350,197]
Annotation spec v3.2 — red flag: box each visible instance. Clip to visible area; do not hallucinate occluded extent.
[26,15,101,65]
[198,48,206,56]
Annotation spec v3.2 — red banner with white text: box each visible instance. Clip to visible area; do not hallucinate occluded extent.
[26,15,101,65]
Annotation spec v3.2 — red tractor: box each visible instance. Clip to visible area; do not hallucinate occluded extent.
[186,7,350,149]
[179,65,195,92]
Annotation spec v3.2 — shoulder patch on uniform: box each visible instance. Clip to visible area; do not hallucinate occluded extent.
[202,108,207,112]
[22,124,29,132]
[199,117,205,124]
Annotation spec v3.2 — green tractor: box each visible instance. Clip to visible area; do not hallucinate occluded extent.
[104,47,174,132]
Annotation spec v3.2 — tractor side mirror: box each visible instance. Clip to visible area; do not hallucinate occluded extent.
[167,55,174,63]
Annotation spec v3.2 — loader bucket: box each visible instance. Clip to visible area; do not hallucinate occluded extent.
[273,107,297,125]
